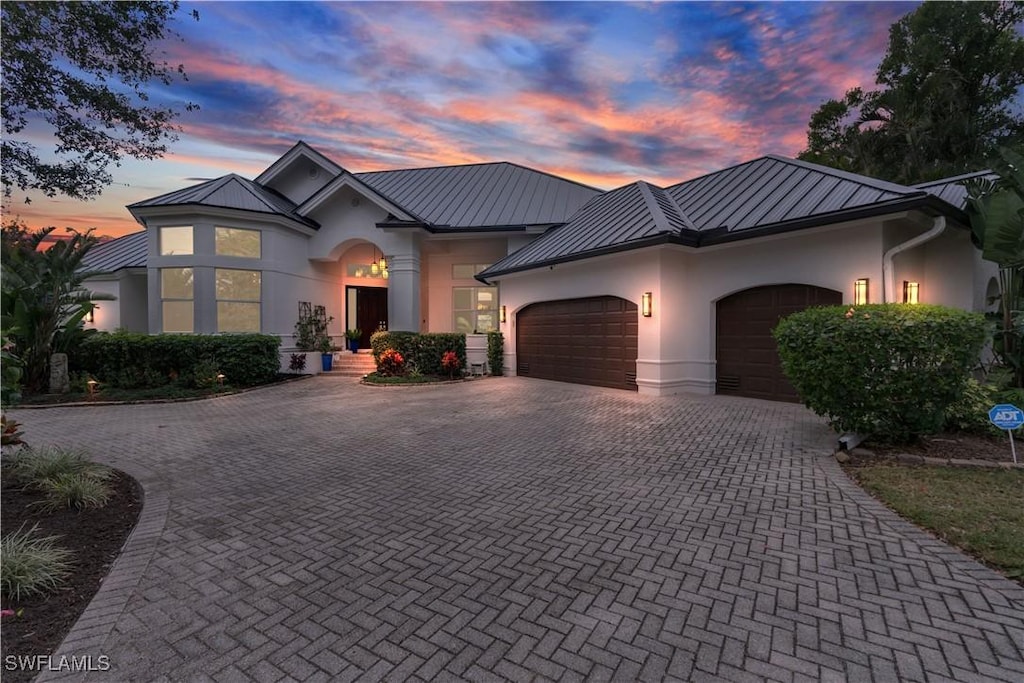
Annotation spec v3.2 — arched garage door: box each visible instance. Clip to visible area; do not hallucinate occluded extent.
[517,296,638,390]
[717,284,842,402]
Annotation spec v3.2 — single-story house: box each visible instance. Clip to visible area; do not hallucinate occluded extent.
[83,141,995,401]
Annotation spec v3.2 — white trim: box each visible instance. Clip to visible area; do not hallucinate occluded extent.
[255,142,343,185]
[296,173,415,220]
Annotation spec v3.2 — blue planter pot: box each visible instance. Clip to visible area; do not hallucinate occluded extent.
[321,353,333,372]
[349,339,360,353]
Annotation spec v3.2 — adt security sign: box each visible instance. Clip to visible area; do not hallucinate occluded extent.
[989,404,1024,430]
[989,403,1023,464]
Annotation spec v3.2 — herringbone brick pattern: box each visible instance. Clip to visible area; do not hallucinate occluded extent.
[15,377,1024,682]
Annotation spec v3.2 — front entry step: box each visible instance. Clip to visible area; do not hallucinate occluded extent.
[324,352,376,377]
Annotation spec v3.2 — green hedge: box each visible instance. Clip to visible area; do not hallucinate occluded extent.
[370,331,466,376]
[773,304,988,443]
[487,331,504,376]
[75,332,281,389]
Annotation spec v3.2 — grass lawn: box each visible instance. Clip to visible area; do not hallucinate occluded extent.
[850,466,1024,581]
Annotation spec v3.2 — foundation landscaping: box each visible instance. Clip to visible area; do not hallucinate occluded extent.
[362,330,503,385]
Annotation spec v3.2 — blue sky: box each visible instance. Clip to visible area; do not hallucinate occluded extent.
[13,0,919,237]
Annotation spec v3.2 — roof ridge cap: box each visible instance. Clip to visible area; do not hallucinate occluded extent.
[765,155,921,195]
[636,181,673,234]
[637,181,698,234]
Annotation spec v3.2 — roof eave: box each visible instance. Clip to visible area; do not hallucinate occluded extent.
[697,195,968,247]
[477,195,968,282]
[128,203,320,232]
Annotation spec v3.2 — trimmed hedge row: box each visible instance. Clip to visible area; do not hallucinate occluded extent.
[370,331,466,376]
[773,304,988,443]
[74,332,281,389]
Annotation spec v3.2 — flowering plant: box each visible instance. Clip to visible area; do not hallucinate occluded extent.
[377,349,405,377]
[441,350,460,379]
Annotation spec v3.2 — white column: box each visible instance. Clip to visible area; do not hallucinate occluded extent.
[387,251,421,332]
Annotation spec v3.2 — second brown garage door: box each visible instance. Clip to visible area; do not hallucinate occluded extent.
[717,284,842,402]
[517,296,638,390]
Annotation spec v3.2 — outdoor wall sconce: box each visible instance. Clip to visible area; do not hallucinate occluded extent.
[903,280,920,304]
[500,305,507,323]
[85,306,96,323]
[854,278,869,305]
[641,292,653,317]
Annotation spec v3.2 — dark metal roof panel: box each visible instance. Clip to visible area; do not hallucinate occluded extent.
[354,162,599,228]
[914,171,995,210]
[81,231,148,273]
[667,156,920,234]
[130,174,300,217]
[479,181,680,276]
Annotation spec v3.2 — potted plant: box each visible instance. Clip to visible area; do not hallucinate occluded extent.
[345,329,362,353]
[318,334,333,372]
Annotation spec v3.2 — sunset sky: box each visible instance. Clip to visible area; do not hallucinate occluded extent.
[10,0,921,239]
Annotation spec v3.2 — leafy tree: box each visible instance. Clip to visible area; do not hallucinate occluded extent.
[1,1,198,202]
[800,1,1024,184]
[965,146,1024,385]
[1,221,114,393]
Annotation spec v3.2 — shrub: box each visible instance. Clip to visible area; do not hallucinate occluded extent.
[371,331,466,376]
[34,472,113,512]
[8,446,109,487]
[288,353,307,373]
[377,349,406,377]
[1,524,73,601]
[945,377,1000,435]
[75,332,280,388]
[774,304,988,443]
[441,350,461,379]
[487,331,504,376]
[1,415,25,447]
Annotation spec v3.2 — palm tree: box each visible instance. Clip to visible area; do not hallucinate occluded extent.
[1,222,114,393]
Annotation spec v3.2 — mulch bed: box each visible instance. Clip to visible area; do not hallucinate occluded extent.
[845,432,1017,466]
[1,471,141,683]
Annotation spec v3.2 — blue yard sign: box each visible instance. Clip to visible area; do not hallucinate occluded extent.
[989,404,1023,464]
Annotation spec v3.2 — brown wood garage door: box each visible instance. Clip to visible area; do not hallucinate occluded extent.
[717,284,842,402]
[517,296,638,390]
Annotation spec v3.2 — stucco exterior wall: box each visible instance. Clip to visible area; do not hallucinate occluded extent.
[85,279,121,331]
[423,238,509,333]
[496,221,892,397]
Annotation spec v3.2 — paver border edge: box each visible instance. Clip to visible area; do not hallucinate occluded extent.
[34,460,170,683]
[816,451,1024,606]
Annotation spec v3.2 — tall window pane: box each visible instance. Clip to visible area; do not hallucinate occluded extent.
[160,268,193,332]
[453,286,498,333]
[216,268,260,332]
[215,227,261,258]
[160,226,193,255]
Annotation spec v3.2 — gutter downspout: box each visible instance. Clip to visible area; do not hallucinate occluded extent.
[882,216,946,303]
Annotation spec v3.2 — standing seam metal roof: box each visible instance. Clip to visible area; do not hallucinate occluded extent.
[915,171,995,210]
[480,155,968,280]
[129,174,316,227]
[354,162,600,228]
[81,231,148,273]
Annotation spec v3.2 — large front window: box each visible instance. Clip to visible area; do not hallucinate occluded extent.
[161,268,193,332]
[453,286,497,333]
[160,226,193,255]
[215,227,261,258]
[216,268,261,332]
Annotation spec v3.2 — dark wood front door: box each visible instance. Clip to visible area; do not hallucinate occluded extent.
[716,284,842,402]
[355,287,387,347]
[516,296,638,391]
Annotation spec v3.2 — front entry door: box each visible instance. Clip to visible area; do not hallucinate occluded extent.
[355,287,387,347]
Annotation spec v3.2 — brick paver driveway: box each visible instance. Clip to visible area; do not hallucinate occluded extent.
[13,376,1024,682]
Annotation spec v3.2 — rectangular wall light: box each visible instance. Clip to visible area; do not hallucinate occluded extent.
[641,292,653,317]
[854,279,869,305]
[903,281,920,304]
[500,305,507,323]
